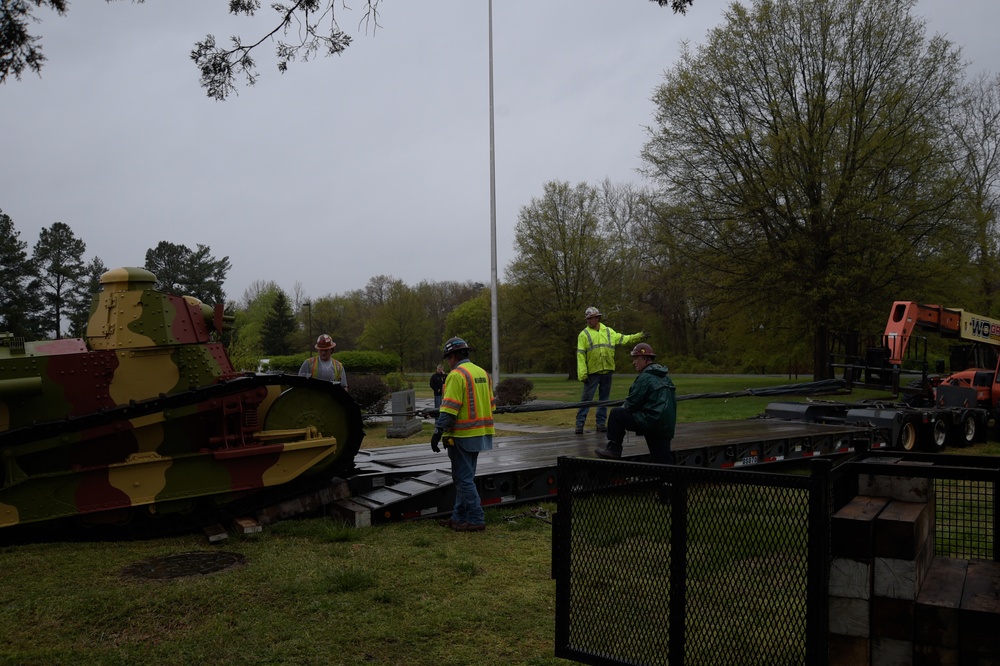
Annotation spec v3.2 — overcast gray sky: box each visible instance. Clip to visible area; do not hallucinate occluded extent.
[3,0,998,305]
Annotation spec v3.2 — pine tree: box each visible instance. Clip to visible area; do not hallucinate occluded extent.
[260,290,298,356]
[31,221,86,339]
[0,210,43,337]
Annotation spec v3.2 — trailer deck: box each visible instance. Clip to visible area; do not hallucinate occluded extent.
[332,418,873,526]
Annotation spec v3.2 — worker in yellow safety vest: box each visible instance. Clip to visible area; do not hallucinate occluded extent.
[575,306,645,434]
[298,334,347,389]
[431,337,496,532]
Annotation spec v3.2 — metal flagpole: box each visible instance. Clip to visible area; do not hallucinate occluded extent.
[488,0,500,385]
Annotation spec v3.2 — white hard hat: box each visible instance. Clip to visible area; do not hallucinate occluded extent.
[584,307,602,319]
[314,334,336,350]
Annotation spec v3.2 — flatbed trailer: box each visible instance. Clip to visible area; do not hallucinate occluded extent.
[331,416,875,526]
[764,399,989,452]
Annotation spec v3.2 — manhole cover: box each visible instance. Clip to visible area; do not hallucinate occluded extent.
[121,551,246,580]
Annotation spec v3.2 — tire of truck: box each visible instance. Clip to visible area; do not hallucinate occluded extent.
[926,418,948,453]
[897,420,918,452]
[950,411,979,448]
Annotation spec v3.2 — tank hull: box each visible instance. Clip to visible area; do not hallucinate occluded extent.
[0,268,364,536]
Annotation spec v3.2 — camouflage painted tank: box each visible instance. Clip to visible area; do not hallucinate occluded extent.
[0,267,363,535]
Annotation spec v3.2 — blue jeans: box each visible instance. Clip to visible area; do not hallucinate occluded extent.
[606,406,674,464]
[447,445,484,525]
[433,394,443,409]
[576,372,613,428]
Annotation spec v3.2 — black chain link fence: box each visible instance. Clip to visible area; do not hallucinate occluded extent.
[553,457,832,666]
[553,452,998,666]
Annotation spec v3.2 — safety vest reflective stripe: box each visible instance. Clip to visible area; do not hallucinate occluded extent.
[448,365,495,436]
[581,327,613,352]
[309,356,342,380]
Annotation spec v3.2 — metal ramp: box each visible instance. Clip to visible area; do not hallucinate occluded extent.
[332,469,455,526]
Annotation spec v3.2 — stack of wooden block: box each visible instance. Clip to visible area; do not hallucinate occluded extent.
[828,471,1000,665]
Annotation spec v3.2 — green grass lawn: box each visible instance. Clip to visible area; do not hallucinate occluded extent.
[0,374,995,665]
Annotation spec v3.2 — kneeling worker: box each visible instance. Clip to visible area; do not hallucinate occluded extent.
[595,343,676,464]
[431,337,496,532]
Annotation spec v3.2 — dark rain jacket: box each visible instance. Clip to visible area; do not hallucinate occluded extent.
[623,363,677,439]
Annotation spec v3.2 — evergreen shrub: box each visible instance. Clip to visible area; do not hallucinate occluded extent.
[384,372,413,392]
[494,377,536,407]
[349,375,391,421]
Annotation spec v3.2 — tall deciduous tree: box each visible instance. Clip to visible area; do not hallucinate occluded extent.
[144,241,231,304]
[951,72,1000,315]
[506,180,642,376]
[358,278,431,371]
[31,221,86,338]
[0,209,43,337]
[641,0,967,377]
[413,279,484,371]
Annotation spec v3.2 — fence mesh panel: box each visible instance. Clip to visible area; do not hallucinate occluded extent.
[933,478,995,560]
[555,453,999,666]
[554,459,820,666]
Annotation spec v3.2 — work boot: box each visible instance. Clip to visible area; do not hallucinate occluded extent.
[596,424,607,433]
[437,518,457,528]
[574,426,584,435]
[452,522,486,532]
[594,445,622,460]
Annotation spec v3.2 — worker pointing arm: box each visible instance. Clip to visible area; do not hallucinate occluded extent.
[574,306,646,435]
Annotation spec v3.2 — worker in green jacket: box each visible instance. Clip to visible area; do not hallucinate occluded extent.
[575,306,645,434]
[595,342,676,463]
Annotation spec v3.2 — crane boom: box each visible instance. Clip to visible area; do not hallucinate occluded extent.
[883,301,1000,365]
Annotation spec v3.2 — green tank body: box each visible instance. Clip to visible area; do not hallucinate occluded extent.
[0,267,364,536]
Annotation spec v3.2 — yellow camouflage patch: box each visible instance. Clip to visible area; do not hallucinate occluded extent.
[108,452,170,504]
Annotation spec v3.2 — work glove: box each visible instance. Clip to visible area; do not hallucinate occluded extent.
[642,331,650,341]
[580,375,588,383]
[431,428,443,453]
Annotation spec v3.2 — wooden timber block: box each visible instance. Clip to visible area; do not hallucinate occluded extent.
[913,643,959,666]
[255,480,351,525]
[203,523,229,543]
[872,636,913,665]
[829,633,870,666]
[831,557,872,600]
[830,595,870,638]
[874,499,935,560]
[915,557,967,649]
[859,464,933,502]
[328,498,372,527]
[232,516,262,535]
[873,595,914,640]
[959,558,1000,660]
[874,535,934,601]
[833,495,889,560]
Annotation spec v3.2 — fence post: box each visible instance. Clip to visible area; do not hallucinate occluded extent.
[807,458,832,666]
[553,457,572,654]
[993,463,999,562]
[668,476,688,662]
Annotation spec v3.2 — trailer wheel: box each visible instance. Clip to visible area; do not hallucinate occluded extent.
[927,419,948,453]
[953,412,979,447]
[897,421,918,451]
